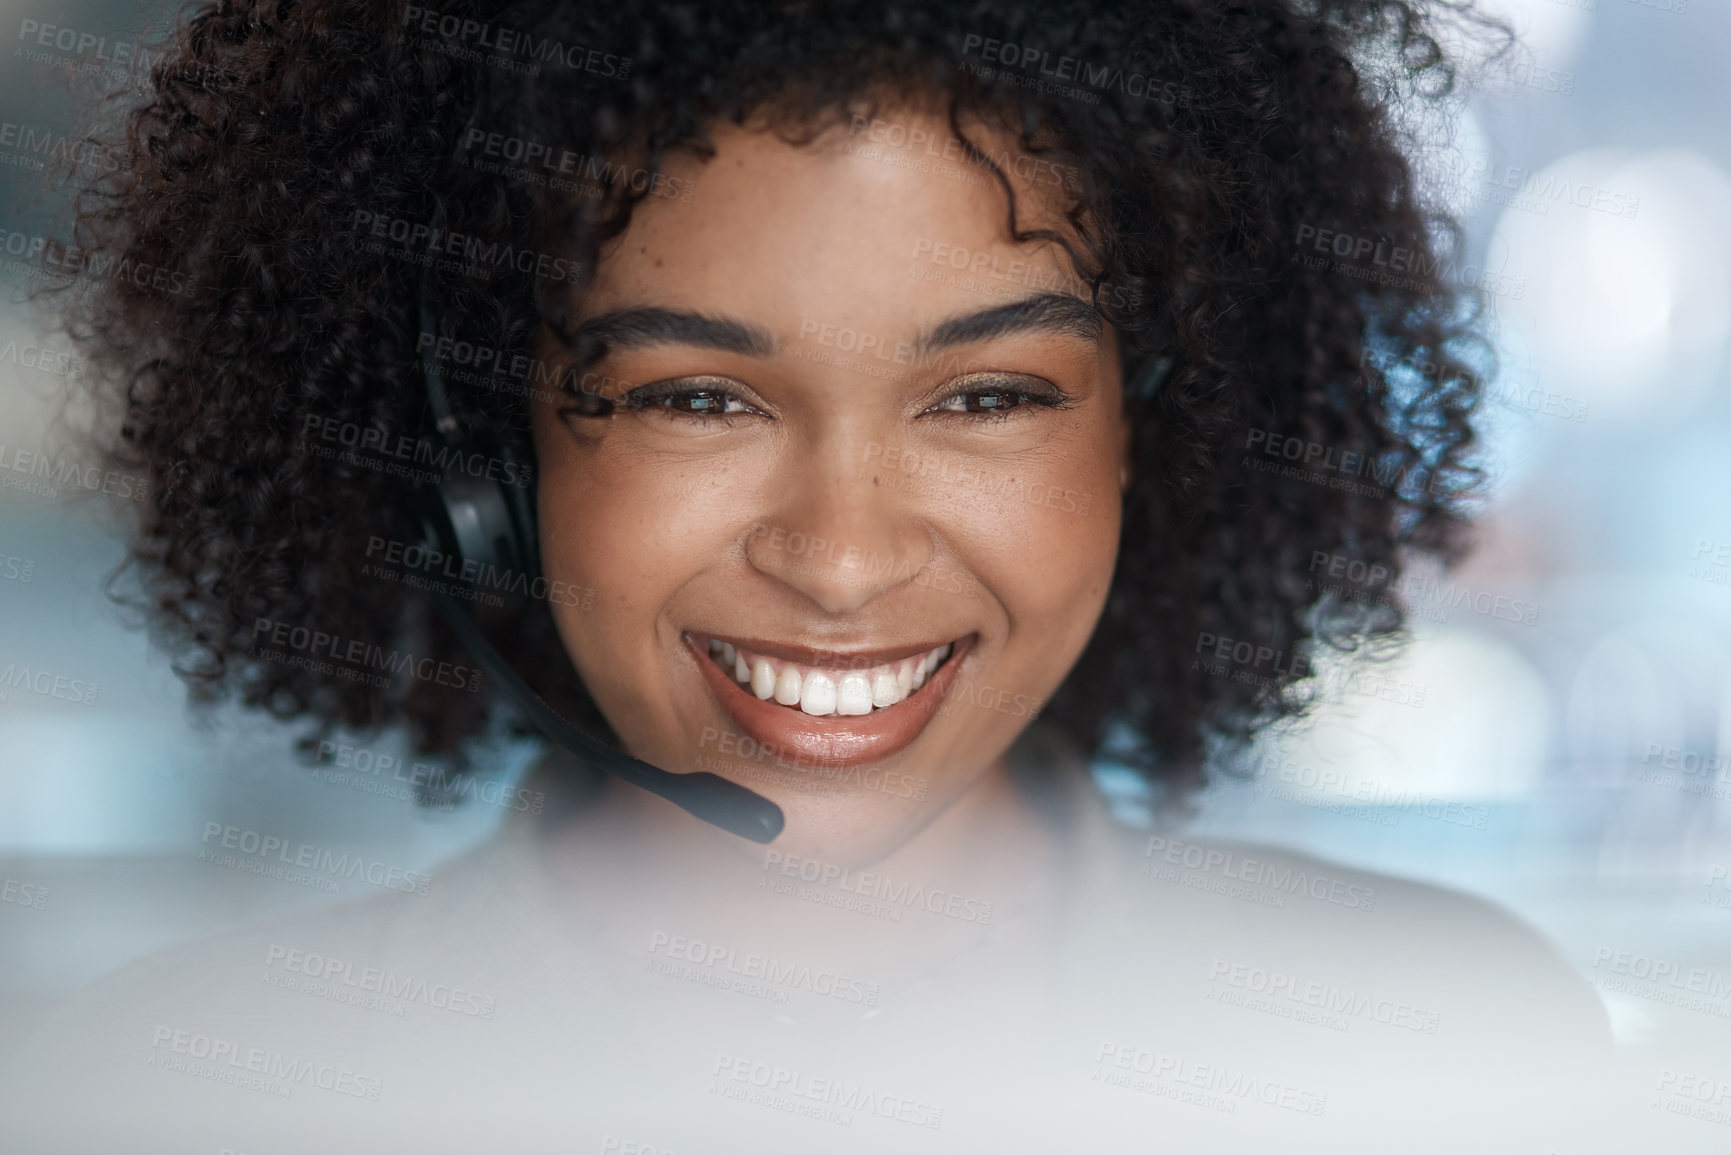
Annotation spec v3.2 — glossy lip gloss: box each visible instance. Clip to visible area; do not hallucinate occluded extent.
[685,632,977,768]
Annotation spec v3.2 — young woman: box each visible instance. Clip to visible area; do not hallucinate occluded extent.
[5,0,1653,1151]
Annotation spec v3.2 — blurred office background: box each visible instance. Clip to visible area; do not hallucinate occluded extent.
[2,0,1729,1086]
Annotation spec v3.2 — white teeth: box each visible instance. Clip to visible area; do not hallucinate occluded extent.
[709,638,956,714]
[774,664,802,706]
[750,658,776,699]
[799,672,837,716]
[872,670,903,708]
[836,673,873,715]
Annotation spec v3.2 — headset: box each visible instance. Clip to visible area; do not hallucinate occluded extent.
[411,256,786,841]
[409,210,1174,845]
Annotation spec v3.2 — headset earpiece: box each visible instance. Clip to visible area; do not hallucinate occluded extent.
[413,267,540,606]
[410,423,540,605]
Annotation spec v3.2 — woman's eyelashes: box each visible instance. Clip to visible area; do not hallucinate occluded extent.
[554,374,763,424]
[920,375,1075,420]
[620,377,765,424]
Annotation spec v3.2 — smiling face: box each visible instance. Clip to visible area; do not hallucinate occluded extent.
[528,104,1130,865]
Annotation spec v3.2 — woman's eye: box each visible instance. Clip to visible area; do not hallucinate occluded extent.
[925,379,1071,418]
[638,388,752,416]
[937,390,1028,414]
[560,375,765,424]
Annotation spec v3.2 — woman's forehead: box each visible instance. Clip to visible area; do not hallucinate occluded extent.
[570,116,1098,346]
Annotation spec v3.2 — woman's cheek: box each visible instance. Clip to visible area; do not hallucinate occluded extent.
[943,462,1119,654]
[541,437,739,579]
[530,459,645,640]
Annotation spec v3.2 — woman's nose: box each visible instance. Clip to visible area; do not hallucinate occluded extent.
[743,453,935,616]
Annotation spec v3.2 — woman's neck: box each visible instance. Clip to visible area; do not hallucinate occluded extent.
[536,751,1068,965]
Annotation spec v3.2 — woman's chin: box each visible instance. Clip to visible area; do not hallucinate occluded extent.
[692,754,956,870]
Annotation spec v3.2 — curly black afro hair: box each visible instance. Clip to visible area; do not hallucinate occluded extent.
[49,0,1505,809]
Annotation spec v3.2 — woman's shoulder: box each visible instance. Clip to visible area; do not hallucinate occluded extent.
[1,830,522,1076]
[1075,813,1604,1031]
[1006,725,1614,1064]
[0,815,633,1151]
[1036,791,1639,1148]
[1015,727,1595,1012]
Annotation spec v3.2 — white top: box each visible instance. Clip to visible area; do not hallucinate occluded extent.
[0,726,1679,1152]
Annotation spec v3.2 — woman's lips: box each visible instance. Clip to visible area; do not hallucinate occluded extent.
[685,632,976,768]
[703,636,952,713]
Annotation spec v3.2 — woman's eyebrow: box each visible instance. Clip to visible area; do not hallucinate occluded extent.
[915,292,1103,357]
[562,307,779,357]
